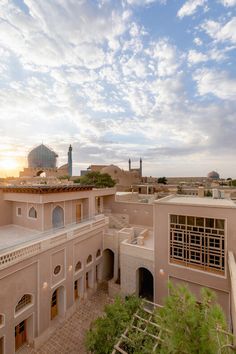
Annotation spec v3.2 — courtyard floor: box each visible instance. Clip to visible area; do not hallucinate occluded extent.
[19,283,112,354]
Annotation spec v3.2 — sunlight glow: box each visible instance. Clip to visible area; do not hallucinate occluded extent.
[0,158,19,171]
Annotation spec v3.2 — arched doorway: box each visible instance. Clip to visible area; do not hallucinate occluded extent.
[102,249,114,281]
[137,267,154,301]
[36,170,46,177]
[51,286,65,320]
[52,206,64,229]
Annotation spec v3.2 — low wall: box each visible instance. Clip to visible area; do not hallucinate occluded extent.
[109,201,153,227]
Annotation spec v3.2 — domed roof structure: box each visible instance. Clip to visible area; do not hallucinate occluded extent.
[100,165,122,176]
[28,144,58,169]
[207,171,220,179]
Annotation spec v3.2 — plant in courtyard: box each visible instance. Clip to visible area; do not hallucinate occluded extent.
[85,284,234,354]
[157,177,167,184]
[85,295,141,354]
[157,284,232,354]
[77,172,116,188]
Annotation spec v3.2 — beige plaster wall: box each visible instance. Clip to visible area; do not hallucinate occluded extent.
[12,202,43,231]
[154,200,236,322]
[0,225,105,352]
[0,191,12,226]
[108,201,153,227]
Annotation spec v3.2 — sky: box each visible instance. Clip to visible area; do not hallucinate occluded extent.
[0,0,236,178]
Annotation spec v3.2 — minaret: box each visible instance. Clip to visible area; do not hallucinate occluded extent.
[128,158,131,171]
[139,157,142,177]
[68,145,72,177]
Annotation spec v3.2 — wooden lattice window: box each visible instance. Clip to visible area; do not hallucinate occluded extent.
[15,294,32,313]
[75,261,82,272]
[87,255,92,264]
[170,215,225,275]
[96,249,101,258]
[29,207,37,219]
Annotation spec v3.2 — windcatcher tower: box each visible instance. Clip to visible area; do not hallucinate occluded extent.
[68,145,73,177]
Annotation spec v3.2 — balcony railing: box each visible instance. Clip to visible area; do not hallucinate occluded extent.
[0,214,108,270]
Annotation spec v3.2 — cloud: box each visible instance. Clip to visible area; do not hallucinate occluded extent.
[177,0,207,19]
[188,48,226,64]
[194,37,203,46]
[220,0,236,6]
[202,17,236,43]
[193,68,236,100]
[149,39,181,77]
[126,0,166,5]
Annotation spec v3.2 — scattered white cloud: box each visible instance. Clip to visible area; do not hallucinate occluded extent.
[177,0,207,19]
[193,69,236,100]
[150,39,181,77]
[194,37,203,46]
[0,0,236,177]
[220,0,236,6]
[126,0,166,5]
[188,47,226,64]
[202,17,236,43]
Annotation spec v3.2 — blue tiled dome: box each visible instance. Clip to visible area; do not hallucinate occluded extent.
[28,144,58,168]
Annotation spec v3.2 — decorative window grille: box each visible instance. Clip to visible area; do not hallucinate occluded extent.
[15,294,32,313]
[170,215,225,275]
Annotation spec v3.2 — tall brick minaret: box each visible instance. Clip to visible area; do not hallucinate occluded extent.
[68,145,72,177]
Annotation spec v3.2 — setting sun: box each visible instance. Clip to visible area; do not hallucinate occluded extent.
[0,158,19,171]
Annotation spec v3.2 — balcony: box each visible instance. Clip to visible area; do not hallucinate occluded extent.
[0,214,108,270]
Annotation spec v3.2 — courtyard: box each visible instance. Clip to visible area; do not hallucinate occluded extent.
[19,284,112,354]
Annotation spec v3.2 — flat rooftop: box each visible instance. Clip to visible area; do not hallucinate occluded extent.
[0,225,40,253]
[0,185,93,194]
[155,195,236,208]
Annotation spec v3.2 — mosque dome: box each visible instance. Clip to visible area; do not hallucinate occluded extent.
[207,171,220,180]
[28,144,58,168]
[100,165,122,176]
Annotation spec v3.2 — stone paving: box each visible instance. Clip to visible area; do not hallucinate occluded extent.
[19,283,112,354]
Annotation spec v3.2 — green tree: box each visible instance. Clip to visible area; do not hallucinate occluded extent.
[85,295,141,354]
[158,177,167,184]
[205,189,212,197]
[231,180,236,187]
[158,284,232,354]
[79,171,116,188]
[86,285,233,354]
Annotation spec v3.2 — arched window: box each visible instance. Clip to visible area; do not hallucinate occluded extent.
[96,249,101,258]
[15,294,32,313]
[0,314,4,326]
[75,261,82,272]
[52,206,64,228]
[87,255,92,264]
[29,207,37,219]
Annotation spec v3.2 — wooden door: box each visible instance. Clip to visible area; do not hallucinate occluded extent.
[74,281,78,300]
[51,290,58,320]
[0,337,3,354]
[86,272,89,289]
[15,320,26,351]
[76,204,81,223]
